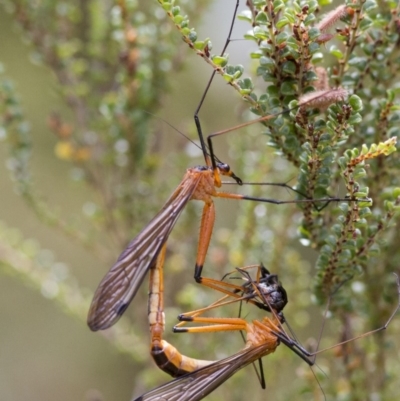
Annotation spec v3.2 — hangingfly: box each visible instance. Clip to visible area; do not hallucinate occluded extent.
[135,262,400,401]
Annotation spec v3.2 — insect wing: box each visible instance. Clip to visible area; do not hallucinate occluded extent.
[88,175,201,331]
[134,344,269,401]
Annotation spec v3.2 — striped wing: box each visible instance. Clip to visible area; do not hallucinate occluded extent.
[133,343,271,401]
[88,174,201,331]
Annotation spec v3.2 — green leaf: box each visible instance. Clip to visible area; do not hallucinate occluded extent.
[253,26,268,40]
[311,52,324,63]
[364,0,378,12]
[255,11,268,24]
[173,14,185,24]
[259,56,275,68]
[171,6,180,16]
[276,32,289,44]
[330,45,344,59]
[188,31,197,42]
[238,10,252,22]
[359,17,373,31]
[280,81,297,95]
[281,61,296,76]
[348,95,363,112]
[212,55,228,67]
[348,113,363,125]
[348,56,368,70]
[276,17,290,29]
[308,27,321,40]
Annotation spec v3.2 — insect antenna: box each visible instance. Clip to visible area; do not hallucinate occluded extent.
[227,267,268,389]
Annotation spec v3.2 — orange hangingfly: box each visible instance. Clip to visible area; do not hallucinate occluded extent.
[134,250,400,401]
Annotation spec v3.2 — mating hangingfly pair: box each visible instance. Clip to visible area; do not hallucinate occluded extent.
[86,1,384,399]
[134,251,400,401]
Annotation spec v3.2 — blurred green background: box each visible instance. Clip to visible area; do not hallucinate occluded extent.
[0,7,131,401]
[0,3,274,401]
[1,1,400,401]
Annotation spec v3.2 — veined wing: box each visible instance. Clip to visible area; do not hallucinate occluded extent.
[133,343,272,401]
[88,174,202,331]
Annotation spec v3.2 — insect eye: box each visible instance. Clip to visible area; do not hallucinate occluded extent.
[217,162,230,173]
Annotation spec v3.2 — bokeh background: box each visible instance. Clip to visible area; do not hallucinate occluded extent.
[1,1,400,401]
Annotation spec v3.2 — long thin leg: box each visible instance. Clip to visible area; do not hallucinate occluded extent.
[194,201,215,281]
[176,273,400,367]
[194,0,240,164]
[309,273,400,357]
[193,266,287,314]
[176,264,285,332]
[194,188,361,283]
[205,89,348,173]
